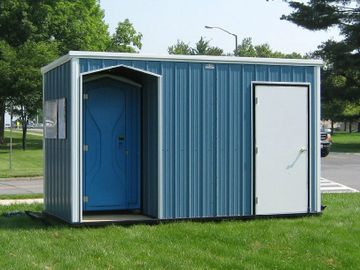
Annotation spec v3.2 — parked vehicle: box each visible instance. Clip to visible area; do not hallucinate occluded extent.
[321,128,332,157]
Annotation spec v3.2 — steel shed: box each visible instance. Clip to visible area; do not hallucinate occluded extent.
[41,51,322,224]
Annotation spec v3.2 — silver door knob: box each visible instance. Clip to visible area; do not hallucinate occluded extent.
[299,147,307,153]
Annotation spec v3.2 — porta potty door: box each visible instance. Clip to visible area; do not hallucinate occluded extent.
[254,83,309,215]
[83,77,141,211]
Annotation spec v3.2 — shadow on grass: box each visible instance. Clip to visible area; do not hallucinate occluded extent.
[0,215,61,230]
[0,204,65,230]
[0,134,42,152]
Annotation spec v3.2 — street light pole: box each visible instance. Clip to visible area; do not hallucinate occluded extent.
[205,25,238,54]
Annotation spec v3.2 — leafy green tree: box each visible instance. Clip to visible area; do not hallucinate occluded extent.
[108,19,143,52]
[45,0,110,54]
[11,41,58,149]
[192,37,223,55]
[235,38,257,57]
[0,0,112,147]
[0,40,16,144]
[168,37,223,56]
[235,37,304,58]
[168,40,193,55]
[282,0,360,130]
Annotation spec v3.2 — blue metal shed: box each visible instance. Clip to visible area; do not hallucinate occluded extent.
[41,51,322,224]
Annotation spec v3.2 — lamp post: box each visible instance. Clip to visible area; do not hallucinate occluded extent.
[205,25,238,54]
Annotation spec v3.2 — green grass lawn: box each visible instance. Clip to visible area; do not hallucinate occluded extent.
[0,130,43,178]
[331,132,360,153]
[0,193,359,269]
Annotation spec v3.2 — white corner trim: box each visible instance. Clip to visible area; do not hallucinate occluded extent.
[315,66,321,212]
[157,76,164,219]
[41,51,324,74]
[70,58,80,223]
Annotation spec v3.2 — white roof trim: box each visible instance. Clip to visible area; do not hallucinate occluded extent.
[80,64,161,78]
[41,51,323,74]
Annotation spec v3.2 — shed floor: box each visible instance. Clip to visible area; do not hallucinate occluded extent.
[82,214,154,223]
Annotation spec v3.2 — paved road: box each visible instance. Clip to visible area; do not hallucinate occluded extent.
[0,152,358,195]
[0,178,43,195]
[320,177,358,193]
[321,152,360,191]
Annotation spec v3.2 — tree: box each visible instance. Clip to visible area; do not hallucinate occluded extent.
[0,0,112,148]
[11,41,58,149]
[168,40,193,55]
[235,37,304,58]
[168,37,223,56]
[108,19,143,52]
[44,0,111,54]
[282,0,360,130]
[192,37,223,56]
[0,40,16,144]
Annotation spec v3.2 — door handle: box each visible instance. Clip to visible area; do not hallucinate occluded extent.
[299,147,307,153]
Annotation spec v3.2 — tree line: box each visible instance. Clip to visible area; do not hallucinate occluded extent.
[1,0,359,151]
[283,0,360,132]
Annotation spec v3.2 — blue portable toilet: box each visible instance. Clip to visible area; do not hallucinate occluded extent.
[41,51,322,224]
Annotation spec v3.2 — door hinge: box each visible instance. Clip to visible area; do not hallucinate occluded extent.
[83,93,88,100]
[83,196,88,203]
[83,144,89,152]
[255,197,258,205]
[255,97,258,104]
[255,146,258,154]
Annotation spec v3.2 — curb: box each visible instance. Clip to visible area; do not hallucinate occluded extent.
[0,198,43,206]
[0,176,43,182]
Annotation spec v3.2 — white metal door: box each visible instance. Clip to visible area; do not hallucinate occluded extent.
[254,84,309,215]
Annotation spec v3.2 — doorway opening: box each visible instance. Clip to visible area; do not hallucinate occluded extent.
[80,65,162,223]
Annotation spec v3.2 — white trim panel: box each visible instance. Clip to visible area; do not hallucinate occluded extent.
[315,66,321,212]
[80,64,162,78]
[158,76,164,219]
[41,51,323,74]
[70,58,80,223]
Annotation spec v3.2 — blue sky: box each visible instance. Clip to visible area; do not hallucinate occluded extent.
[100,0,340,55]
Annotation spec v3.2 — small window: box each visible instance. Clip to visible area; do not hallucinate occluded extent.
[44,98,66,139]
[44,100,57,139]
[58,98,66,139]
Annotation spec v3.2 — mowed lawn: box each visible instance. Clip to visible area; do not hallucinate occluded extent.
[331,132,360,153]
[0,130,43,178]
[0,194,359,269]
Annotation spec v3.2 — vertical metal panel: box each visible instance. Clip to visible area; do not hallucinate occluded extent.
[216,64,230,216]
[161,62,175,218]
[305,66,316,212]
[269,66,281,81]
[174,63,190,217]
[76,58,320,219]
[188,63,202,217]
[229,64,243,215]
[43,61,72,222]
[202,65,216,217]
[242,65,255,215]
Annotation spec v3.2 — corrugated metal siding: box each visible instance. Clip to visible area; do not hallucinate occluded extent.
[43,62,72,222]
[79,59,318,219]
